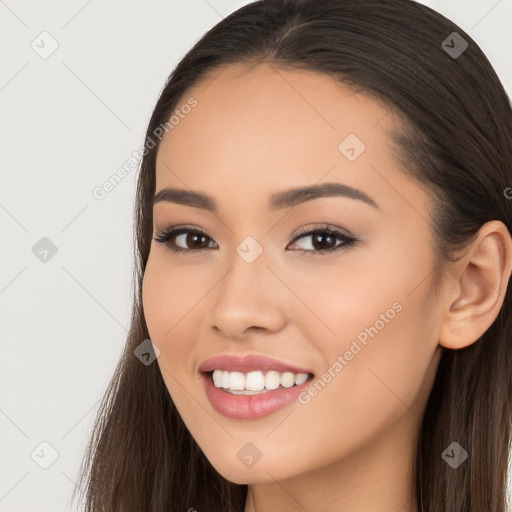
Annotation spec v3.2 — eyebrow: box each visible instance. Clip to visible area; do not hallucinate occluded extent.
[152,182,379,212]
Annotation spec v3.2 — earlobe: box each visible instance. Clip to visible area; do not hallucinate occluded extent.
[438,221,512,350]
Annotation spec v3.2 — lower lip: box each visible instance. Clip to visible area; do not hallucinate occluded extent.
[201,372,313,420]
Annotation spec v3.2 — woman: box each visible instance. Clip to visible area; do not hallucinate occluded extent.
[72,0,512,510]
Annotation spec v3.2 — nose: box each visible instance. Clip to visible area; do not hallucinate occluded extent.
[208,249,287,340]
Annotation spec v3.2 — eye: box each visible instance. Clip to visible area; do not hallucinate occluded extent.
[287,225,359,255]
[153,223,359,256]
[153,225,217,255]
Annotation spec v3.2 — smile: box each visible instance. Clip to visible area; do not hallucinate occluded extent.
[201,370,314,419]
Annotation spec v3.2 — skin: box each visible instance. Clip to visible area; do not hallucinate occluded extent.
[142,62,512,512]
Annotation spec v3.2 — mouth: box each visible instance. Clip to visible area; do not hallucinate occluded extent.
[198,353,316,418]
[200,369,315,419]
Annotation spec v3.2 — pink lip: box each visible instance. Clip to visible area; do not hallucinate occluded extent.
[200,372,313,420]
[198,353,313,374]
[198,354,314,420]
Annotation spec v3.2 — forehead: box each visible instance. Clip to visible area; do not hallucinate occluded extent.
[154,62,416,215]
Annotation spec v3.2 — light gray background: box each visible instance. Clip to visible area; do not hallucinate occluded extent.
[1,1,511,510]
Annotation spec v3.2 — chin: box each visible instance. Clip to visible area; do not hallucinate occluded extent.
[207,454,298,485]
[219,468,278,485]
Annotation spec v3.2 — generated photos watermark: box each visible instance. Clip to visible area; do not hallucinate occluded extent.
[298,301,403,405]
[92,96,198,201]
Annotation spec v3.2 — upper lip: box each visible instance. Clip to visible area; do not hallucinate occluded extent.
[199,354,314,375]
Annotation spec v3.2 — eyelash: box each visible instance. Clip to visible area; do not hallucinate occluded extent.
[153,223,359,256]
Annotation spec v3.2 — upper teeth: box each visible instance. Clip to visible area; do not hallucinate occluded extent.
[212,369,310,393]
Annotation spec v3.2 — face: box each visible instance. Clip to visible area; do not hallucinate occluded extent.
[142,62,444,484]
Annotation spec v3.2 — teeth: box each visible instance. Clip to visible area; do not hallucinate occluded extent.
[221,371,230,389]
[295,373,308,385]
[281,372,295,388]
[265,370,280,390]
[211,369,311,393]
[246,370,265,391]
[212,370,223,387]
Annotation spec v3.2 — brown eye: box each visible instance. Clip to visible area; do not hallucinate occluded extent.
[288,226,359,255]
[154,227,217,254]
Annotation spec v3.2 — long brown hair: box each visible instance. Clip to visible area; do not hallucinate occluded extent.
[72,0,512,510]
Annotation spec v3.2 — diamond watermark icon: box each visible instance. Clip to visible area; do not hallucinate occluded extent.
[134,338,160,365]
[31,441,59,469]
[237,442,263,468]
[441,441,468,468]
[31,31,59,59]
[441,32,468,59]
[32,237,58,263]
[236,236,263,264]
[338,133,366,161]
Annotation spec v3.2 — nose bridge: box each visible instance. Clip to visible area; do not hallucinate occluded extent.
[209,237,286,338]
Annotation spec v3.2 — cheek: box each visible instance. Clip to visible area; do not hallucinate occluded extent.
[258,286,438,476]
[142,253,202,342]
[141,255,191,391]
[141,256,222,453]
[142,257,170,341]
[141,258,188,406]
[294,241,438,420]
[307,228,436,366]
[141,253,211,390]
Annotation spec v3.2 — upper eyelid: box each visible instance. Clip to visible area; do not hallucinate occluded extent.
[154,224,349,238]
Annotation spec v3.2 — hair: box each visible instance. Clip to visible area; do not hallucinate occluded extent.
[71,0,512,510]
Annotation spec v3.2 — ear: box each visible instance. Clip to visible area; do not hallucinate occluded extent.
[438,220,512,350]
